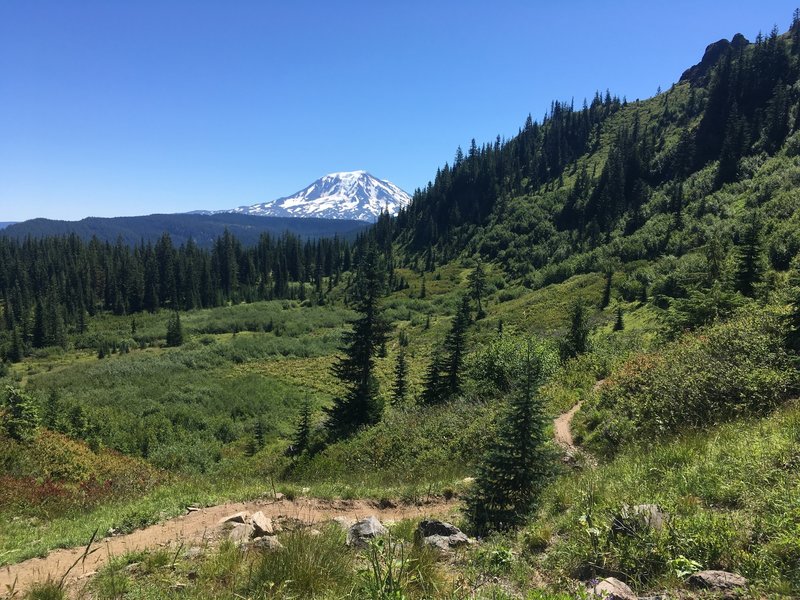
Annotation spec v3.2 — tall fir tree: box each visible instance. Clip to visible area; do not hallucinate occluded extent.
[7,328,24,363]
[293,397,312,455]
[444,295,472,397]
[392,349,408,405]
[735,212,766,298]
[465,343,551,535]
[785,253,800,353]
[325,245,390,440]
[166,312,184,347]
[561,300,590,360]
[421,295,471,404]
[613,305,625,331]
[601,270,613,309]
[468,260,487,317]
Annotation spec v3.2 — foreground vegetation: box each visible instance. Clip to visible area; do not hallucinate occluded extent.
[6,13,800,600]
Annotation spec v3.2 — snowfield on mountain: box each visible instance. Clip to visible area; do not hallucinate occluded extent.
[221,171,411,221]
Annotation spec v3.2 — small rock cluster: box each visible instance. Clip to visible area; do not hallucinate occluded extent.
[218,511,283,549]
[588,569,748,599]
[344,516,472,553]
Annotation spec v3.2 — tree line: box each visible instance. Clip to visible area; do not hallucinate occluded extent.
[0,229,355,360]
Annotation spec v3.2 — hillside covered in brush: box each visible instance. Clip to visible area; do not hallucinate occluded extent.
[393,22,800,297]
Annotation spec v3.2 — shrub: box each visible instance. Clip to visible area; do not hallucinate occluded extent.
[581,306,798,455]
[244,526,356,598]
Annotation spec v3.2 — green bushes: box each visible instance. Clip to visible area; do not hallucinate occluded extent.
[289,399,497,490]
[536,403,800,592]
[580,306,798,455]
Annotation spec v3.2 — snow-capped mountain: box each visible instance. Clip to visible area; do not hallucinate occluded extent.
[224,171,411,222]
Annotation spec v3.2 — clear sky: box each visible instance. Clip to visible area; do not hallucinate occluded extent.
[1,1,797,221]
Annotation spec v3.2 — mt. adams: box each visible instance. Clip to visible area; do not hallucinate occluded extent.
[223,171,411,222]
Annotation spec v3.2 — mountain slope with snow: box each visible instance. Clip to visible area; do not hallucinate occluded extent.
[226,171,411,222]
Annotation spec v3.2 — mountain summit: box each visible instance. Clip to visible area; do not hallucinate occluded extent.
[227,171,411,222]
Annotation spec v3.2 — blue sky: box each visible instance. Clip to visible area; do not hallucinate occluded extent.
[1,1,797,221]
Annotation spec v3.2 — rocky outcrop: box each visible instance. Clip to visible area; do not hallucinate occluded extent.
[687,570,748,591]
[680,34,750,84]
[346,516,388,548]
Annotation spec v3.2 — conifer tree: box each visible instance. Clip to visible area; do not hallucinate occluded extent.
[785,253,800,353]
[392,350,408,405]
[166,312,184,347]
[2,386,39,442]
[32,301,46,349]
[735,212,766,298]
[325,245,390,440]
[468,260,487,317]
[614,305,625,331]
[465,344,551,535]
[7,328,23,363]
[293,397,312,454]
[444,295,472,397]
[43,389,60,429]
[421,295,471,404]
[600,270,613,309]
[421,350,447,405]
[254,419,266,450]
[561,300,590,360]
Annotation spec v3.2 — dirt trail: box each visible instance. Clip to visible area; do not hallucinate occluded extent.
[553,401,583,451]
[553,379,605,456]
[1,497,454,597]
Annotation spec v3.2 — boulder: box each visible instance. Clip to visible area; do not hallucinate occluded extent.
[611,504,668,535]
[251,511,274,536]
[228,522,255,544]
[218,511,247,525]
[416,519,470,551]
[421,533,470,551]
[346,516,388,548]
[590,577,637,600]
[687,570,748,591]
[417,519,461,537]
[251,535,284,551]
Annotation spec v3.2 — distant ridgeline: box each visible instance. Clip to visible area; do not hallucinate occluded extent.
[2,213,369,247]
[390,22,800,286]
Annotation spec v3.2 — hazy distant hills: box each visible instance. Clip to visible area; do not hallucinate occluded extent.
[0,222,16,230]
[1,213,369,247]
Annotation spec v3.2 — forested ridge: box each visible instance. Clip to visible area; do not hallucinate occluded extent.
[392,20,800,286]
